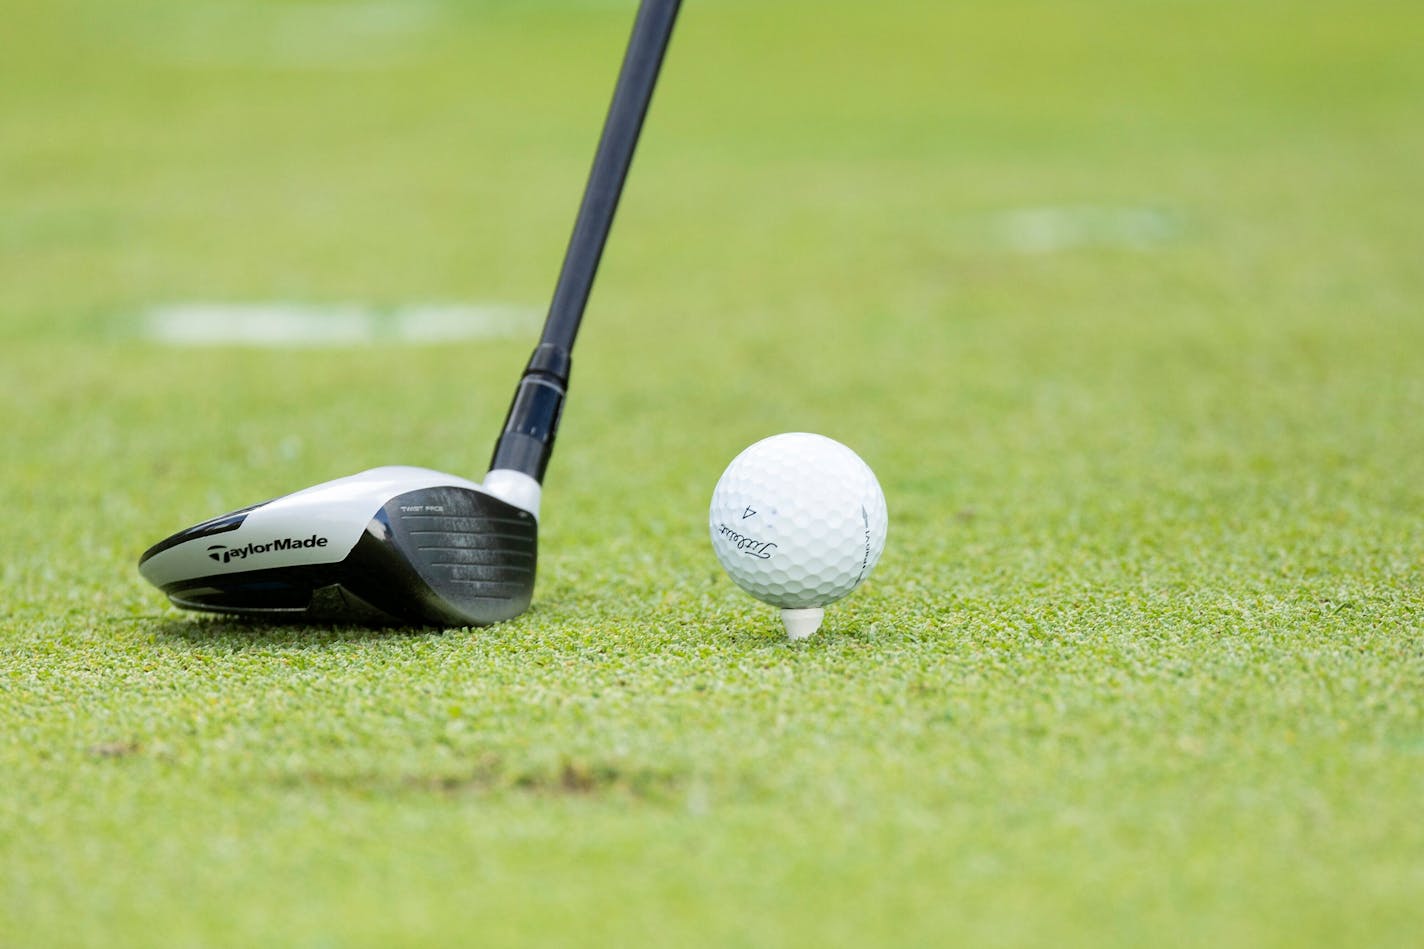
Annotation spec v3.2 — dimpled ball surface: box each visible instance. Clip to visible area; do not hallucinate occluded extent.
[709,433,887,609]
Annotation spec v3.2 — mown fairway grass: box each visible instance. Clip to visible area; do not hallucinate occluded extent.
[3,0,1423,945]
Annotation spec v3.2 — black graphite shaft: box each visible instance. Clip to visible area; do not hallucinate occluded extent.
[489,0,683,482]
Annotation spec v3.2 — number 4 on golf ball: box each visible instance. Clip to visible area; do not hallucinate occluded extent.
[709,433,888,640]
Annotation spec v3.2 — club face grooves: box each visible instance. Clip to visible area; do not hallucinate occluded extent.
[366,486,537,623]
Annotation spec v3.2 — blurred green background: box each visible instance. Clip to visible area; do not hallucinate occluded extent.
[3,1,1422,946]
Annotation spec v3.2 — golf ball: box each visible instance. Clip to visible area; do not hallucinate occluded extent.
[709,433,887,613]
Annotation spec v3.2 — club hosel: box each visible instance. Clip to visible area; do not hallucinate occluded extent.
[489,343,572,483]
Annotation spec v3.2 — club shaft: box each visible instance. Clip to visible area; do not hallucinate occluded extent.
[544,0,681,351]
[490,0,682,482]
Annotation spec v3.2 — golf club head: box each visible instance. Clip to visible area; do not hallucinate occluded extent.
[138,467,540,627]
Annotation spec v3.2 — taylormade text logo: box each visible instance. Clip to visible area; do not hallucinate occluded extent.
[207,535,328,564]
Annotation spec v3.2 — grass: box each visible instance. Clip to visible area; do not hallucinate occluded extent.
[3,0,1423,945]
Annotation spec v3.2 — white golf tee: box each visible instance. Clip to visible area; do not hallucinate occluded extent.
[780,607,824,641]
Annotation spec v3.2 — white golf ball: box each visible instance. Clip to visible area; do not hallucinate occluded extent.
[709,433,887,628]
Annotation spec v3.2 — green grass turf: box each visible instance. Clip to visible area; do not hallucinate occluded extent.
[4,0,1424,944]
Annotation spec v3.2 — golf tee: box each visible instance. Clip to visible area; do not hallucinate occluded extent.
[780,607,824,641]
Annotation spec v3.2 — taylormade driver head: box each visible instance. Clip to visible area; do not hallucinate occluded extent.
[138,467,541,627]
[136,0,683,628]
